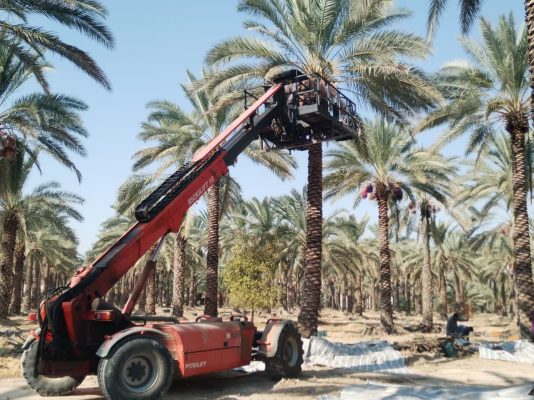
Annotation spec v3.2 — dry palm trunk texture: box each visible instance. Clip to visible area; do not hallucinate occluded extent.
[500,280,508,316]
[377,193,394,333]
[189,266,196,307]
[526,0,534,124]
[204,180,220,317]
[298,143,323,338]
[0,213,18,318]
[31,260,40,311]
[10,240,25,315]
[354,271,363,316]
[507,112,534,339]
[454,273,464,309]
[405,272,411,315]
[421,210,434,330]
[172,232,186,317]
[439,264,448,320]
[137,285,146,313]
[145,261,157,314]
[22,260,33,313]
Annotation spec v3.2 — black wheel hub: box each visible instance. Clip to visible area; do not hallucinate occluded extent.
[122,354,158,392]
[127,360,147,382]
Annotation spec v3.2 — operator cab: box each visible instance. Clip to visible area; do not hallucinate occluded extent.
[253,69,362,150]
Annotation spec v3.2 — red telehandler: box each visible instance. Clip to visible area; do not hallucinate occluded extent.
[21,71,361,399]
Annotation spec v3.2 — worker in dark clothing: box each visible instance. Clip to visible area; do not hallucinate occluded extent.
[446,313,473,338]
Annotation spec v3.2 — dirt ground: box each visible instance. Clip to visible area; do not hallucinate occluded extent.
[0,307,532,400]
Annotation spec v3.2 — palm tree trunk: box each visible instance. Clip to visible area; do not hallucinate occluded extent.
[371,281,378,311]
[391,277,398,311]
[500,279,508,317]
[298,143,323,338]
[172,233,186,317]
[377,195,394,333]
[454,273,464,309]
[328,280,335,308]
[439,264,448,320]
[189,265,196,307]
[354,271,363,316]
[22,259,33,313]
[9,239,25,315]
[420,212,434,331]
[204,179,220,317]
[405,272,411,315]
[0,213,18,318]
[525,0,534,125]
[42,261,51,293]
[146,265,157,314]
[395,279,401,312]
[492,281,501,315]
[31,260,40,311]
[507,114,534,339]
[138,286,146,313]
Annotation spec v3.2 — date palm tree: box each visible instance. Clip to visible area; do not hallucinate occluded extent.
[419,15,534,338]
[427,1,534,133]
[0,149,83,318]
[205,0,439,337]
[0,0,113,89]
[416,196,443,330]
[457,132,534,216]
[326,215,368,315]
[0,43,89,179]
[324,119,454,333]
[134,70,295,317]
[431,223,477,319]
[20,222,80,312]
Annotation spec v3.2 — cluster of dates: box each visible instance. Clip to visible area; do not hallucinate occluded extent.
[360,182,403,202]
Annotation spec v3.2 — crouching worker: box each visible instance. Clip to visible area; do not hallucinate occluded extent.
[446,312,474,338]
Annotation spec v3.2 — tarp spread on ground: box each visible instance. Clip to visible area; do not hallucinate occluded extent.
[318,383,534,400]
[303,337,410,374]
[479,340,534,364]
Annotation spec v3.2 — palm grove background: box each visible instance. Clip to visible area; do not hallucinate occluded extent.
[0,0,533,341]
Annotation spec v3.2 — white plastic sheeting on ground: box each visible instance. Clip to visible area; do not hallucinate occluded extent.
[318,383,534,400]
[479,340,534,364]
[303,337,410,374]
[235,361,265,373]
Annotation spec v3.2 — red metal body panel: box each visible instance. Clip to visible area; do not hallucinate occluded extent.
[152,321,256,378]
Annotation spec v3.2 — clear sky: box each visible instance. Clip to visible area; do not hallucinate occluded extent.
[24,0,524,255]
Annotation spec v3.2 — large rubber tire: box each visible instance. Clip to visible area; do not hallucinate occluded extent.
[21,341,85,396]
[97,336,174,400]
[265,323,303,380]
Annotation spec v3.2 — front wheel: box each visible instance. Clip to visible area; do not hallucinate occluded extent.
[21,341,85,396]
[265,324,303,380]
[97,336,174,400]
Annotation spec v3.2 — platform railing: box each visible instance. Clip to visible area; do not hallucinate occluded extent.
[281,73,361,133]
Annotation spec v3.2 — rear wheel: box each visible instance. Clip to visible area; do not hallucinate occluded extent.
[21,341,85,396]
[97,336,174,400]
[265,324,303,380]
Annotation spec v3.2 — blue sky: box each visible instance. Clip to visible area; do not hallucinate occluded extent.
[24,0,523,255]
